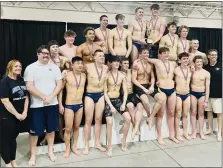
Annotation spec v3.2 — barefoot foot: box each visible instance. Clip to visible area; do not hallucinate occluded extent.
[175,135,184,142]
[28,156,36,167]
[157,138,166,146]
[82,148,89,155]
[146,117,155,130]
[63,150,70,158]
[107,146,113,157]
[131,128,138,140]
[121,139,127,152]
[169,137,180,144]
[217,134,222,142]
[183,133,191,141]
[5,163,12,167]
[204,129,213,135]
[136,130,141,135]
[200,134,207,140]
[95,144,106,152]
[11,161,18,167]
[48,152,56,162]
[191,133,197,139]
[71,147,82,156]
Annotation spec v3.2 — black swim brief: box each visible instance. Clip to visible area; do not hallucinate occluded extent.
[125,93,141,107]
[134,84,159,98]
[104,98,127,117]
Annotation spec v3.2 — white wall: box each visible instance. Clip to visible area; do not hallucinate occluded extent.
[1,6,221,29]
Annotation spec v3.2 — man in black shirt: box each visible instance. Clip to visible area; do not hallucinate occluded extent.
[204,49,222,141]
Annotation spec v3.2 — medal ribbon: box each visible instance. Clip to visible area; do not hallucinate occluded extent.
[162,61,170,76]
[180,66,188,82]
[168,34,175,48]
[151,17,158,30]
[94,63,103,82]
[100,28,108,41]
[180,39,187,52]
[87,44,94,56]
[73,72,82,90]
[136,19,143,32]
[116,27,124,41]
[111,71,119,86]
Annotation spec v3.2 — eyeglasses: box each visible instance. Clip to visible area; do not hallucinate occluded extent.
[40,52,50,55]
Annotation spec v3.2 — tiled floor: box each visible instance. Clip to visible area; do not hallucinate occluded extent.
[1,134,221,167]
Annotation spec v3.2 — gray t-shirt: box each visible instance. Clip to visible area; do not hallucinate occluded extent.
[24,61,62,108]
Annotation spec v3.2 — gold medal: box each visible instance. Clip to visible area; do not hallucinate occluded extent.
[185,81,187,85]
[147,38,153,44]
[89,56,93,61]
[152,29,155,33]
[76,89,81,94]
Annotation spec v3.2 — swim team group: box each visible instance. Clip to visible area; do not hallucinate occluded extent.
[0,4,222,167]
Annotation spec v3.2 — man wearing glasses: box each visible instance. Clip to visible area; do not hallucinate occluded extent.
[24,45,62,166]
[204,49,222,141]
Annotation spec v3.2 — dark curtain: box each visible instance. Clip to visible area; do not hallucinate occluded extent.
[0,19,66,78]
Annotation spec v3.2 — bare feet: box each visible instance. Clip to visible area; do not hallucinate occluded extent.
[48,152,56,162]
[169,137,180,144]
[157,138,166,146]
[204,129,213,135]
[175,135,184,142]
[191,132,197,139]
[64,149,70,158]
[107,146,113,157]
[136,130,141,135]
[5,163,12,167]
[217,134,222,142]
[82,148,89,155]
[95,144,106,152]
[11,161,18,167]
[146,117,155,130]
[199,133,207,140]
[121,139,127,152]
[131,128,138,140]
[71,147,82,156]
[28,156,36,167]
[183,133,191,141]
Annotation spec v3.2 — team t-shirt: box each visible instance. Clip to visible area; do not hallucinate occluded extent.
[0,76,28,113]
